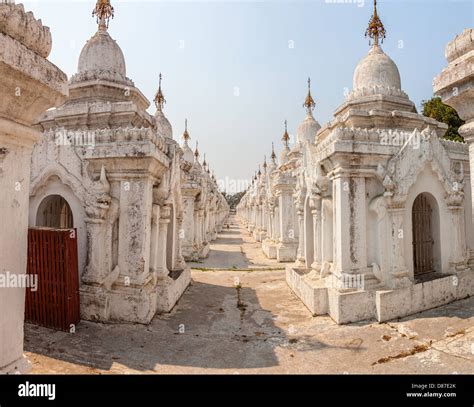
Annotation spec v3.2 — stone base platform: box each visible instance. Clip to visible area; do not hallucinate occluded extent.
[199,243,210,259]
[286,266,474,324]
[262,239,277,259]
[80,268,191,324]
[156,268,192,313]
[276,242,297,262]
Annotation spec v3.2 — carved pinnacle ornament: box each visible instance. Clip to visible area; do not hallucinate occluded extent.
[154,73,167,111]
[303,77,316,113]
[92,0,115,31]
[365,0,386,46]
[183,119,190,142]
[282,120,290,148]
[271,142,277,162]
[194,141,200,159]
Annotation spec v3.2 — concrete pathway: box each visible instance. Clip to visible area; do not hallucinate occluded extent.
[24,216,474,374]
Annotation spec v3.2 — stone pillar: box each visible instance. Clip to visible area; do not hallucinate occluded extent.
[150,204,161,275]
[276,189,298,262]
[387,207,409,286]
[174,213,186,271]
[332,172,367,275]
[321,198,333,264]
[181,195,195,258]
[156,205,172,279]
[448,204,468,270]
[117,179,153,284]
[311,198,322,271]
[295,209,305,266]
[82,219,107,284]
[0,3,68,374]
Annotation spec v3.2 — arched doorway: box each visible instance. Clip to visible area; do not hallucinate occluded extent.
[412,193,440,277]
[36,194,73,229]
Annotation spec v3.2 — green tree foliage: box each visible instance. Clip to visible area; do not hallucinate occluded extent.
[422,97,465,142]
[223,191,245,209]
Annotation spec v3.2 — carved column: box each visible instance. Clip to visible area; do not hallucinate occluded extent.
[311,196,322,271]
[156,205,172,279]
[295,209,305,266]
[332,171,367,275]
[150,204,161,275]
[321,198,333,265]
[83,218,107,284]
[448,204,468,270]
[387,206,410,285]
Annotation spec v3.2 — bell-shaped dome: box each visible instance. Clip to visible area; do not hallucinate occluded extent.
[155,111,173,139]
[182,143,194,164]
[75,30,127,83]
[353,44,401,91]
[280,145,290,164]
[296,112,321,144]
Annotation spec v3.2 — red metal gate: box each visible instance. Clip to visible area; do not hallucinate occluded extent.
[25,227,80,332]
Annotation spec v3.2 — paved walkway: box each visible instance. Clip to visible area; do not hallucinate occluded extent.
[25,216,474,374]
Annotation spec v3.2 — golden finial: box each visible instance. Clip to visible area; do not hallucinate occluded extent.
[154,73,166,111]
[365,0,386,46]
[271,142,277,163]
[303,77,316,113]
[282,120,290,148]
[92,0,115,31]
[194,141,200,159]
[183,119,190,142]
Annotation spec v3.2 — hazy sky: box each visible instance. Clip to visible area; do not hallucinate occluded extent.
[23,0,473,192]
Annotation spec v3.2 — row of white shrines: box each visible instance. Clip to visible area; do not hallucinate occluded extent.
[0,3,229,373]
[237,10,474,323]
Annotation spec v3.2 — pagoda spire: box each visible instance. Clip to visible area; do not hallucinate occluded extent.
[154,73,166,111]
[365,0,386,46]
[271,142,277,164]
[303,77,316,114]
[194,141,200,160]
[282,120,290,148]
[263,156,267,172]
[182,119,190,144]
[93,0,115,32]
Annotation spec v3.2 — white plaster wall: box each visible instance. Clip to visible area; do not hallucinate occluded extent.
[0,144,34,372]
[29,176,87,278]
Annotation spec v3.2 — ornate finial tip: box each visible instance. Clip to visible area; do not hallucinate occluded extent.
[282,120,290,147]
[365,0,386,46]
[93,0,115,31]
[183,119,190,141]
[154,73,166,111]
[303,77,316,113]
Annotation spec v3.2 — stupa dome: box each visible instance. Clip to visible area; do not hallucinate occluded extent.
[296,112,321,144]
[353,45,401,92]
[74,30,127,83]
